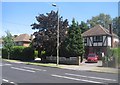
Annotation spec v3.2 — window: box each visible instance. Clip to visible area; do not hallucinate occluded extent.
[93,36,103,42]
[84,37,87,43]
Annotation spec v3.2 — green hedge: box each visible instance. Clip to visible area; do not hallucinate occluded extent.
[111,47,120,64]
[2,46,35,61]
[2,48,8,59]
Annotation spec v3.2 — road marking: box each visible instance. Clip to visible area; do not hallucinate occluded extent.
[65,73,117,81]
[4,64,12,66]
[3,79,15,84]
[10,82,15,84]
[11,67,35,73]
[3,79,9,82]
[51,74,102,83]
[23,66,47,71]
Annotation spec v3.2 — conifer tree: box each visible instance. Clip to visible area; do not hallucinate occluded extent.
[65,18,84,65]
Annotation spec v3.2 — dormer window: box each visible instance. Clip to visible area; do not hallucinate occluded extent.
[93,36,103,42]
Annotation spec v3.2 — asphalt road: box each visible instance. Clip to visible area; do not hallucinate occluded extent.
[1,60,119,84]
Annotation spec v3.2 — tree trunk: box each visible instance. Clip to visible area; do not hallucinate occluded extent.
[38,50,41,58]
[77,56,80,65]
[8,52,10,60]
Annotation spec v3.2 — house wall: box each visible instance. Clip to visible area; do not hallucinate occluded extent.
[0,43,2,49]
[107,36,111,47]
[23,43,30,47]
[113,37,119,47]
[15,41,30,47]
[84,35,109,47]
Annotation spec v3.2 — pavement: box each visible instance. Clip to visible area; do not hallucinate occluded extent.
[3,59,119,74]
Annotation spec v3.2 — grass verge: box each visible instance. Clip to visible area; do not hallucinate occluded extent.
[2,59,60,68]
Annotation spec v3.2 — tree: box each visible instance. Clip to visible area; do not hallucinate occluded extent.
[65,18,84,65]
[112,17,120,39]
[87,13,112,29]
[79,21,89,33]
[2,31,14,59]
[31,10,68,60]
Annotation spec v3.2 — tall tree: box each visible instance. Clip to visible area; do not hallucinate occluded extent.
[112,17,120,39]
[87,13,112,29]
[2,31,14,59]
[65,18,84,65]
[79,21,89,33]
[31,10,68,59]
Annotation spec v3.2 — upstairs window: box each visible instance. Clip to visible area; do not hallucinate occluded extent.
[84,37,87,43]
[93,36,103,42]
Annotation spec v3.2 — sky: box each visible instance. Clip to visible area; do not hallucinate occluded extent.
[1,2,118,37]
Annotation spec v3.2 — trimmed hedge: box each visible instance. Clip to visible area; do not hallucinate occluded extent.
[2,46,35,61]
[2,48,8,59]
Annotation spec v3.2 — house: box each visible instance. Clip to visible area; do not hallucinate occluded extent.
[0,38,3,49]
[82,24,119,59]
[14,34,31,47]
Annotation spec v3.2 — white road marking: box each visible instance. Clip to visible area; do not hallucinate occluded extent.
[4,64,12,66]
[10,82,15,84]
[51,74,102,83]
[11,67,35,73]
[3,79,9,82]
[65,73,117,81]
[3,79,15,84]
[23,66,46,71]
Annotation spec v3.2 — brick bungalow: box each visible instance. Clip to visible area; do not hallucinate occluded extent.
[82,24,119,59]
[14,34,31,47]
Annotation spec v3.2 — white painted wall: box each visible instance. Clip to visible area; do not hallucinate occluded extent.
[93,43,97,46]
[98,42,102,46]
[113,37,119,43]
[89,37,92,46]
[107,36,111,46]
[103,36,107,46]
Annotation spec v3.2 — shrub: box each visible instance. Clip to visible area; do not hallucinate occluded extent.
[34,51,38,58]
[22,47,34,61]
[10,46,25,60]
[2,48,8,59]
[2,46,35,61]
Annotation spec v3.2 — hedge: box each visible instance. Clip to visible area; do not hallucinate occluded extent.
[2,46,35,61]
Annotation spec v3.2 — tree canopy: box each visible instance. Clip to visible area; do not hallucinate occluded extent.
[112,16,120,39]
[87,13,112,29]
[31,10,69,56]
[2,31,14,59]
[65,18,84,57]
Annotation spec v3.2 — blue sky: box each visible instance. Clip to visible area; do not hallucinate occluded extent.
[1,2,118,37]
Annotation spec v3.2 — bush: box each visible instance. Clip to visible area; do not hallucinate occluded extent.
[22,47,34,61]
[10,46,25,60]
[34,51,38,58]
[2,46,35,61]
[2,48,8,59]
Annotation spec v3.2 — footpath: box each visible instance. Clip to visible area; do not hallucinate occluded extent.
[3,59,119,74]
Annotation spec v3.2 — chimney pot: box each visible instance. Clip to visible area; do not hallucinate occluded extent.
[109,24,112,34]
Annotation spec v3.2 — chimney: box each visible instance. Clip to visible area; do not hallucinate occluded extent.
[109,24,113,34]
[14,35,18,38]
[109,24,114,47]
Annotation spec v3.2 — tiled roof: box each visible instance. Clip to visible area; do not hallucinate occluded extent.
[82,25,118,37]
[14,34,30,42]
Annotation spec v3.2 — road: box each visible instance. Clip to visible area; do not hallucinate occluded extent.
[1,60,119,84]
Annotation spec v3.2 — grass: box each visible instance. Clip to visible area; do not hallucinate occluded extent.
[3,59,60,68]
